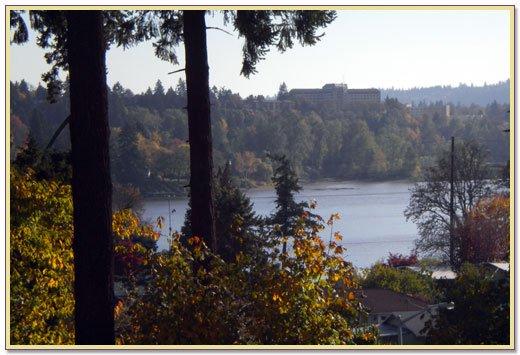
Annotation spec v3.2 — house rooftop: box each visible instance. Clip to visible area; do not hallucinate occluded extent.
[484,262,509,272]
[356,289,429,314]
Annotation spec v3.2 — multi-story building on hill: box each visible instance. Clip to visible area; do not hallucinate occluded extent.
[346,88,381,104]
[288,83,381,105]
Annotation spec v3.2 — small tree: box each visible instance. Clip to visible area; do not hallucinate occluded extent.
[277,82,289,100]
[269,154,306,254]
[214,164,266,263]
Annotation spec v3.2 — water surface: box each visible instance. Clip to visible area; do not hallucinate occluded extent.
[142,180,418,268]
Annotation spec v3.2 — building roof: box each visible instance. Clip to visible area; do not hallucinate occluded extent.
[289,88,323,94]
[484,262,509,272]
[402,265,457,280]
[381,311,433,337]
[430,268,457,280]
[356,289,429,314]
[347,88,380,94]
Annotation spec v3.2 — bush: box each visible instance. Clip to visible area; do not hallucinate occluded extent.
[10,168,158,344]
[118,213,376,345]
[361,263,438,301]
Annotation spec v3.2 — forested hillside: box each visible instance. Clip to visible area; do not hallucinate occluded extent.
[10,79,509,195]
[382,80,509,106]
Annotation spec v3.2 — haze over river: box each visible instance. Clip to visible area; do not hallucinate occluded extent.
[142,181,418,268]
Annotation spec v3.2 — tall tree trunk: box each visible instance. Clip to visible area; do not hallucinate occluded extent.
[183,10,217,252]
[66,10,114,345]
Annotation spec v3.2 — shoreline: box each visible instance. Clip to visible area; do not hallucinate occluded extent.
[143,178,415,200]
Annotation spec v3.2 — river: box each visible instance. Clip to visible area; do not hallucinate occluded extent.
[142,180,418,268]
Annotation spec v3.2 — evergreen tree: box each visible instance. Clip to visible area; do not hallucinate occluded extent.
[269,154,305,254]
[214,164,266,263]
[28,109,47,146]
[277,82,288,100]
[154,79,165,96]
[113,122,148,187]
[182,163,267,263]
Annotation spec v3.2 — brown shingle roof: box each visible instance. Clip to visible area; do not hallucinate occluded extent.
[356,289,429,314]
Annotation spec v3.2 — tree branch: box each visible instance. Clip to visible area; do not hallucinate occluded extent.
[206,26,233,36]
[168,68,185,75]
[44,115,71,152]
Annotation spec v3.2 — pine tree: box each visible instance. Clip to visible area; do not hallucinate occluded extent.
[269,154,306,254]
[182,164,266,263]
[154,79,165,96]
[214,164,265,263]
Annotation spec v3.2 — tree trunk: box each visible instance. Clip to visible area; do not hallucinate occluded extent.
[183,10,217,252]
[66,10,114,345]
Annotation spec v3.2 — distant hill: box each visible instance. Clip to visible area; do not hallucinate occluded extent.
[381,80,510,106]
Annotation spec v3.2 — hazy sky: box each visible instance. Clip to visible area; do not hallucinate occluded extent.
[10,9,510,97]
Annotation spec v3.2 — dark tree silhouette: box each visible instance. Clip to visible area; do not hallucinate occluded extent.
[183,11,217,251]
[11,10,115,344]
[65,11,114,344]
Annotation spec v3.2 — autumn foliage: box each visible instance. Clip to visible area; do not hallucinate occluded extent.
[10,168,158,344]
[10,168,376,345]
[385,252,418,268]
[118,211,376,345]
[457,195,510,264]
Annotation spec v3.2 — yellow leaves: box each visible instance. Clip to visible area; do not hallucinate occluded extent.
[347,291,356,301]
[47,278,58,288]
[272,292,282,302]
[330,273,341,282]
[114,299,124,318]
[156,216,164,230]
[327,212,341,226]
[187,236,202,246]
[333,232,343,242]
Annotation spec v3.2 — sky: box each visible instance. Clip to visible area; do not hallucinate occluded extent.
[9,9,511,97]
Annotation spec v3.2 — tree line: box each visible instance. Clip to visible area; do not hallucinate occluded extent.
[11,78,509,194]
[382,80,509,106]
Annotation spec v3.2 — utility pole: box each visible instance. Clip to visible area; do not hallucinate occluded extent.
[449,136,455,268]
[168,194,172,237]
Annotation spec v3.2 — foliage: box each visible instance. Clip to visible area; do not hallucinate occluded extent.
[118,211,376,345]
[181,164,268,263]
[13,135,72,182]
[422,263,509,345]
[10,168,75,345]
[381,81,510,107]
[361,263,438,302]
[213,164,268,263]
[10,168,158,344]
[405,140,498,264]
[456,195,509,264]
[10,80,509,194]
[385,252,418,268]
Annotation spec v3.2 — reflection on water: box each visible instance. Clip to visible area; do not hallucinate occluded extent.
[142,180,418,268]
